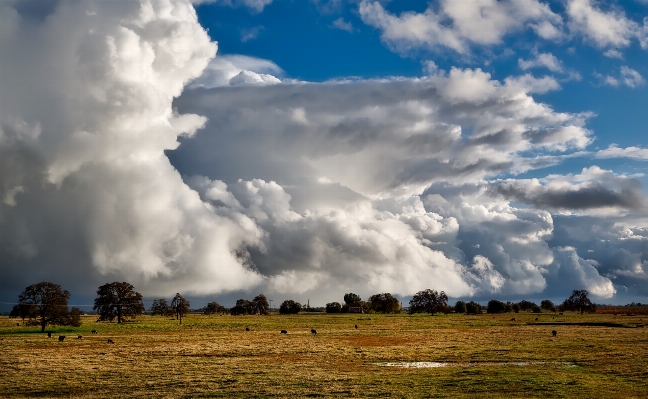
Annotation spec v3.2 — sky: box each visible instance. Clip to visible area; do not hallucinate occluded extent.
[1,0,648,311]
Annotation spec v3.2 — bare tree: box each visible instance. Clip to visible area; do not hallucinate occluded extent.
[171,293,190,324]
[94,282,144,323]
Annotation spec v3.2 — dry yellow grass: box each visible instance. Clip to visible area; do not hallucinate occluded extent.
[1,312,647,398]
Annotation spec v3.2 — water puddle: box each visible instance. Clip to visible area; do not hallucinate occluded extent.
[377,361,575,368]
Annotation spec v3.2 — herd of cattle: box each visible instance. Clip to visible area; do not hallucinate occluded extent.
[47,332,113,343]
[40,321,561,343]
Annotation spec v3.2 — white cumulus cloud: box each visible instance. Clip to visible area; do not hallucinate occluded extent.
[358,0,563,54]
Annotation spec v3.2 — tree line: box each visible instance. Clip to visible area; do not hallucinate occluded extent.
[318,289,595,316]
[10,280,598,331]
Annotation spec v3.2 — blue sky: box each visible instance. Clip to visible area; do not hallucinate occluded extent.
[2,0,648,310]
[192,0,648,180]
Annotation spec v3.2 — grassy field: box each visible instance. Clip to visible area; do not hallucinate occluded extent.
[1,312,647,398]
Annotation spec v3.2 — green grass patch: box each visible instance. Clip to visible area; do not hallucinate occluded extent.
[1,312,647,398]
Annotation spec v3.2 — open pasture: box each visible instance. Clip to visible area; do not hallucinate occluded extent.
[1,312,647,398]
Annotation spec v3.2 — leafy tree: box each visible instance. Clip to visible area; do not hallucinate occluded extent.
[230,299,254,316]
[69,307,82,327]
[252,294,270,315]
[279,300,301,314]
[369,293,401,313]
[203,301,226,315]
[518,300,538,312]
[561,290,596,314]
[541,299,556,312]
[487,300,507,314]
[94,282,144,323]
[454,301,467,314]
[531,304,542,313]
[150,299,172,316]
[17,282,73,332]
[325,302,342,313]
[171,293,190,323]
[9,303,32,320]
[466,301,482,314]
[408,289,449,315]
[343,293,362,307]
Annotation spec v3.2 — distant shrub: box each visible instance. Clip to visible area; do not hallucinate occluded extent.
[541,300,556,312]
[466,301,482,314]
[326,302,342,313]
[487,300,507,314]
[69,307,82,327]
[279,300,301,314]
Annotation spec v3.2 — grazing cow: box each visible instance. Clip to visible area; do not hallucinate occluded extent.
[47,332,52,338]
[58,336,66,342]
[91,330,97,334]
[311,329,317,334]
[552,330,557,337]
[16,323,20,327]
[77,336,82,339]
[245,327,250,331]
[107,339,114,344]
[355,325,358,329]
[280,330,288,334]
[559,312,563,315]
[510,318,516,321]
[535,318,539,321]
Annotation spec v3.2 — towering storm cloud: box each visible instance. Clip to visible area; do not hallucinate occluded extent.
[1,0,647,306]
[0,0,263,299]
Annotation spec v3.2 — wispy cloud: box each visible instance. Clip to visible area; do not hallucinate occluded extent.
[518,50,564,72]
[241,25,265,42]
[594,66,645,88]
[331,17,354,33]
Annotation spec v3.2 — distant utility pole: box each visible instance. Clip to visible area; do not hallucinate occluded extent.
[269,299,273,311]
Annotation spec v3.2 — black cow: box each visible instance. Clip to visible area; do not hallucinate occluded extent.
[245,327,250,331]
[77,336,82,339]
[355,325,358,329]
[47,332,52,338]
[510,318,516,321]
[280,330,287,334]
[58,336,66,342]
[311,329,317,334]
[107,339,114,344]
[552,330,557,337]
[91,330,97,334]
